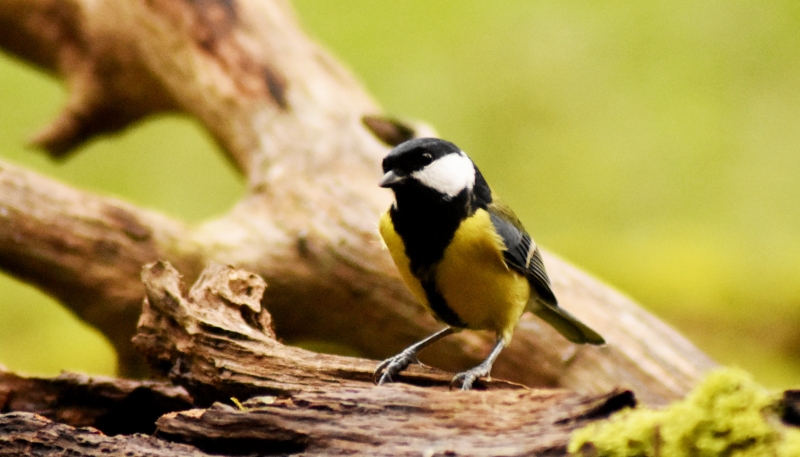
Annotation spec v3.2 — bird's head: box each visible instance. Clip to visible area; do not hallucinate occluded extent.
[380,138,476,199]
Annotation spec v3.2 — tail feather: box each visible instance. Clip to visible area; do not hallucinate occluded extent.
[531,301,605,345]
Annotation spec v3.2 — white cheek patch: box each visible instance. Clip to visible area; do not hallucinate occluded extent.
[411,151,476,198]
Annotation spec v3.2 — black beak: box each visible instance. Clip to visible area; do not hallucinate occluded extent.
[379,170,405,188]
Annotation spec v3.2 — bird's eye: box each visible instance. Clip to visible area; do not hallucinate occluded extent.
[420,152,433,166]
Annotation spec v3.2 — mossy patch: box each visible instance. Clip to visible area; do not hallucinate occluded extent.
[569,368,800,456]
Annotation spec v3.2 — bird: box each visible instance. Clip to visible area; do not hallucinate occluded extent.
[374,137,605,390]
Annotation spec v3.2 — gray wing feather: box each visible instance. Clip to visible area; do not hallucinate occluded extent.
[488,210,605,345]
[488,212,557,306]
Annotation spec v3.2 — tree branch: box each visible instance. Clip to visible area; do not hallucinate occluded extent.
[0,0,715,404]
[0,263,636,456]
[135,261,636,456]
[153,389,634,456]
[0,160,201,374]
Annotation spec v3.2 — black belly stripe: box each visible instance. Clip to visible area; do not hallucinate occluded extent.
[421,278,467,328]
[390,185,476,328]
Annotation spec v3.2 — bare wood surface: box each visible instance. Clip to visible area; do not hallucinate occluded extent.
[154,388,634,456]
[0,263,636,456]
[0,412,214,457]
[2,263,798,455]
[0,367,191,435]
[0,160,200,375]
[136,262,636,456]
[133,261,474,403]
[0,0,715,404]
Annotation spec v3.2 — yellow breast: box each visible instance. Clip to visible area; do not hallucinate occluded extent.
[379,211,430,306]
[379,208,530,343]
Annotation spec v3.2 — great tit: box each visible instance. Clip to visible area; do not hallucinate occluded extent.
[374,137,605,390]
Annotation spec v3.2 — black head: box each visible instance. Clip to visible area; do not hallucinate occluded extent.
[379,138,477,198]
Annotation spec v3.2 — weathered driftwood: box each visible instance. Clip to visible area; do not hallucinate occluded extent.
[0,263,636,456]
[0,412,215,457]
[153,389,633,456]
[0,367,191,435]
[0,0,715,406]
[139,262,637,456]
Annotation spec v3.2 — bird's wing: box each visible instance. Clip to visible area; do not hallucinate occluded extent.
[487,204,605,345]
[487,207,558,306]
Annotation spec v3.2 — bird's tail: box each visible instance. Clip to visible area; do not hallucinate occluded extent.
[529,300,605,345]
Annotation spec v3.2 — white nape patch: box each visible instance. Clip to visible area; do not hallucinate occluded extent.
[411,151,476,198]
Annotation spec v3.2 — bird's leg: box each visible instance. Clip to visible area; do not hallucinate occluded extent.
[450,336,506,391]
[374,327,455,385]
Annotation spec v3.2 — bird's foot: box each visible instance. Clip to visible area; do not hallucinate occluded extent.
[373,349,419,385]
[450,363,492,391]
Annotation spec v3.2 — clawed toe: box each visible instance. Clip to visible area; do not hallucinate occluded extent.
[450,337,505,391]
[371,328,458,387]
[373,350,419,385]
[450,366,491,391]
[372,358,395,384]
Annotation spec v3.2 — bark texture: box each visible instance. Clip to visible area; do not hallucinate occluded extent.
[0,368,191,435]
[0,413,215,457]
[138,262,638,456]
[0,263,638,456]
[0,0,715,408]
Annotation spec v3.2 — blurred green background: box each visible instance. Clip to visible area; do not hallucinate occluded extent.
[1,1,798,387]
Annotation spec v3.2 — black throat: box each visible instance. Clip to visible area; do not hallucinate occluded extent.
[389,168,492,275]
[390,186,469,276]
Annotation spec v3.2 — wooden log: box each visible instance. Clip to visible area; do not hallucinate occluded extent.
[134,261,636,456]
[0,367,191,435]
[0,412,214,457]
[154,388,634,456]
[0,0,715,404]
[0,262,636,456]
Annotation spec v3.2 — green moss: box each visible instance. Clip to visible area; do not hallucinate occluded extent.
[569,368,800,456]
